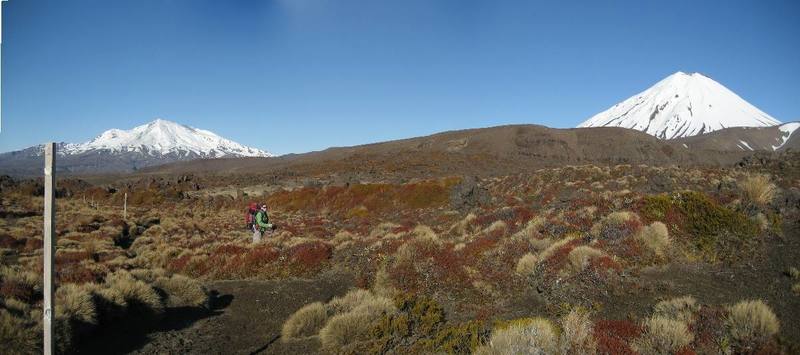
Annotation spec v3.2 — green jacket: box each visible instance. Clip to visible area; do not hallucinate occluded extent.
[255,210,271,232]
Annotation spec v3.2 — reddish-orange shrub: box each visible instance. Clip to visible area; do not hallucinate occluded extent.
[593,319,641,355]
[288,241,332,270]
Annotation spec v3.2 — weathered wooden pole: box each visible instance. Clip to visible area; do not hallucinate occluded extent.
[124,192,127,219]
[43,142,56,355]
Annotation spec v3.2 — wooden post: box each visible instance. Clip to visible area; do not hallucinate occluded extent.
[43,142,56,355]
[124,192,127,219]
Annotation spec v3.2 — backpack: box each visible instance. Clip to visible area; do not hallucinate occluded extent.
[245,202,258,230]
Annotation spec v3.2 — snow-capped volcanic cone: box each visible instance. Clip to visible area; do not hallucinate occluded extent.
[0,118,271,175]
[578,72,780,139]
[62,118,271,158]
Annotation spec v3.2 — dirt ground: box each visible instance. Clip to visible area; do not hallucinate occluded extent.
[76,270,353,355]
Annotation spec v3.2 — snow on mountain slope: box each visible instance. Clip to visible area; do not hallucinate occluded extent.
[62,119,271,157]
[578,72,780,139]
[772,122,800,150]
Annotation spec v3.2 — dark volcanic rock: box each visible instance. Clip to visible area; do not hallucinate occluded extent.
[450,176,490,210]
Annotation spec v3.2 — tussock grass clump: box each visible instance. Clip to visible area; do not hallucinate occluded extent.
[105,270,164,314]
[154,274,209,308]
[449,213,478,236]
[485,220,508,236]
[319,295,396,349]
[653,296,698,324]
[327,288,374,315]
[740,174,776,206]
[55,283,97,325]
[411,225,440,245]
[792,283,800,296]
[637,222,671,257]
[281,302,328,340]
[632,316,694,354]
[558,310,597,355]
[0,309,39,355]
[515,253,538,276]
[538,234,577,263]
[512,216,545,241]
[727,300,779,347]
[475,317,558,354]
[566,246,604,274]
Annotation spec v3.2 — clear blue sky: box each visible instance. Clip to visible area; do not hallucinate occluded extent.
[2,0,798,155]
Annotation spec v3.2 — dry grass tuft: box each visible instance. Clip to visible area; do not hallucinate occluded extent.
[449,213,478,236]
[319,294,395,349]
[475,317,558,354]
[632,316,694,355]
[538,234,577,263]
[326,288,374,315]
[0,309,39,355]
[558,310,597,355]
[515,253,539,276]
[105,270,164,314]
[739,174,776,206]
[792,283,800,296]
[55,283,97,325]
[637,222,671,257]
[281,302,328,340]
[653,296,698,324]
[566,246,604,274]
[727,300,779,347]
[154,274,209,308]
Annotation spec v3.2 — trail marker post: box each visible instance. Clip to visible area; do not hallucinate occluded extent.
[43,142,56,355]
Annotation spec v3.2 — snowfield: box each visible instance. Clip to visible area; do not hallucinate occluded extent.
[579,72,780,139]
[60,118,272,158]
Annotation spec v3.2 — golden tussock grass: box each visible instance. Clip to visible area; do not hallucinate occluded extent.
[0,309,39,355]
[739,174,776,206]
[636,222,671,257]
[105,270,164,314]
[652,296,698,324]
[538,234,578,263]
[154,274,209,308]
[727,300,779,346]
[281,302,328,341]
[319,293,395,349]
[55,283,97,325]
[558,310,597,355]
[475,317,557,355]
[632,316,694,355]
[515,253,538,276]
[565,246,604,274]
[449,213,478,236]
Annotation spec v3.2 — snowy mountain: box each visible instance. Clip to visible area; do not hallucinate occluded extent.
[61,119,271,158]
[0,119,271,175]
[578,72,781,139]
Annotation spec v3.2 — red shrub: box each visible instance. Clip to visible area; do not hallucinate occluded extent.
[215,244,248,255]
[288,241,332,270]
[462,235,500,258]
[56,251,93,266]
[58,265,99,284]
[167,254,193,273]
[594,319,642,355]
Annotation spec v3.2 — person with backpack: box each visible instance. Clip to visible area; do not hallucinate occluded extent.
[252,202,275,243]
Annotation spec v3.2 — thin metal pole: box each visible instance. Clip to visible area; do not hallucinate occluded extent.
[43,142,56,355]
[124,192,127,219]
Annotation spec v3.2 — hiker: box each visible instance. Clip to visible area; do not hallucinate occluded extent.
[252,202,275,243]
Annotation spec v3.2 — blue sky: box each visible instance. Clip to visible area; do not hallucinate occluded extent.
[1,0,798,155]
